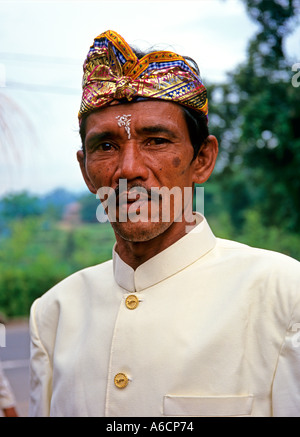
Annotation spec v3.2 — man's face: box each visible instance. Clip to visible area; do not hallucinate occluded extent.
[78,100,205,242]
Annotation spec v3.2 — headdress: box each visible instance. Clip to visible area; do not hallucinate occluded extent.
[78,30,208,122]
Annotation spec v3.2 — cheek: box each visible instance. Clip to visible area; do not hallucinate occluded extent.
[155,154,189,177]
[172,157,181,168]
[86,161,111,187]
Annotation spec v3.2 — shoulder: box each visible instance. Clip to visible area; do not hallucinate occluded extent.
[30,259,115,356]
[215,237,300,271]
[214,237,300,315]
[30,259,114,322]
[214,237,300,280]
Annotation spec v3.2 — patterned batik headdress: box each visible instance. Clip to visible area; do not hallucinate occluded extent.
[78,30,208,123]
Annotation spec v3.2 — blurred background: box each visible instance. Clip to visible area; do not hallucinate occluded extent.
[0,0,300,320]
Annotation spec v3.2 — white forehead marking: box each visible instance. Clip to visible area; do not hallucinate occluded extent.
[116,114,132,139]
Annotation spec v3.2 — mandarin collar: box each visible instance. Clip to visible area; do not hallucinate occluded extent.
[113,213,216,293]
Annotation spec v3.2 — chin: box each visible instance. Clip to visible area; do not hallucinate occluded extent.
[112,220,172,243]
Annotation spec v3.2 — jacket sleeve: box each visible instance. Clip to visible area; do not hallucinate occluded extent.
[272,300,300,416]
[29,299,53,417]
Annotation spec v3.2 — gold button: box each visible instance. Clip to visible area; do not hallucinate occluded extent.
[125,294,139,310]
[114,372,129,389]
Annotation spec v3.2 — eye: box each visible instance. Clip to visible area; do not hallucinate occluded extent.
[99,142,115,152]
[146,137,170,147]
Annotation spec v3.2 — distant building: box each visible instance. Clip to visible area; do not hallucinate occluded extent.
[62,202,81,226]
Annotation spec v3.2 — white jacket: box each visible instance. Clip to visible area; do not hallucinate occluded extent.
[29,214,300,417]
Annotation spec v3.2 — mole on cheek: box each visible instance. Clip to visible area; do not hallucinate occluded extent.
[172,157,181,168]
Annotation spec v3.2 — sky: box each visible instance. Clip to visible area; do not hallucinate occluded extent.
[0,0,299,197]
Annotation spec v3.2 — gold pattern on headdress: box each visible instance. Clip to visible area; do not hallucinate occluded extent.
[79,30,208,121]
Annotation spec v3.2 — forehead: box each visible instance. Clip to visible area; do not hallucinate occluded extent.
[84,100,188,134]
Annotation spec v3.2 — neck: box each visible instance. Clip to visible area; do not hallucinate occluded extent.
[114,218,197,270]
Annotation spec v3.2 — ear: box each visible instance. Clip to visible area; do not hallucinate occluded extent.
[76,150,97,194]
[192,135,218,184]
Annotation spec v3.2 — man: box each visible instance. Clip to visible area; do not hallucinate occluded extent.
[29,30,300,417]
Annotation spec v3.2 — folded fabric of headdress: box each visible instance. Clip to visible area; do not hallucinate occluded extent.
[78,30,208,122]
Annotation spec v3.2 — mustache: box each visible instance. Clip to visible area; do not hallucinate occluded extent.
[98,182,163,206]
[114,183,152,199]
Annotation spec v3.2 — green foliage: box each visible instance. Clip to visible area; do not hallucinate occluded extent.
[208,0,300,233]
[203,179,300,261]
[207,206,300,261]
[78,192,100,223]
[0,215,116,317]
[1,192,42,219]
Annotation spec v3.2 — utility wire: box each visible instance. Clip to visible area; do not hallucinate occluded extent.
[0,52,81,66]
[4,81,80,95]
[0,53,82,94]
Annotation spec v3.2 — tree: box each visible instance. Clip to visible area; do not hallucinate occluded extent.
[208,0,300,231]
[78,192,99,223]
[1,191,42,220]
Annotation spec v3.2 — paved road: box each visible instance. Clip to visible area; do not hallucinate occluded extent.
[0,320,30,417]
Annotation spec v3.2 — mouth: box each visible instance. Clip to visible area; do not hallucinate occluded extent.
[117,184,151,203]
[117,191,150,209]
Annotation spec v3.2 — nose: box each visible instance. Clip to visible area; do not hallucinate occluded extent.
[114,142,148,182]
